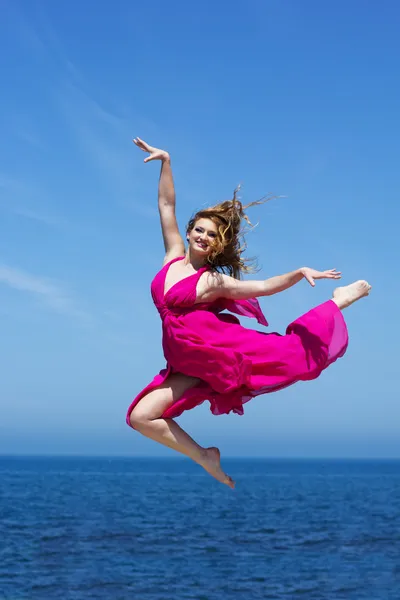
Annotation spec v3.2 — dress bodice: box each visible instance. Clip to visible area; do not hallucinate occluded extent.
[150,256,268,326]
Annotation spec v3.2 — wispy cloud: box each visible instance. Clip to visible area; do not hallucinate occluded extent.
[5,2,160,220]
[55,79,154,217]
[3,0,47,54]
[60,80,167,220]
[12,207,65,227]
[14,122,46,151]
[0,174,68,228]
[0,263,90,321]
[0,174,29,195]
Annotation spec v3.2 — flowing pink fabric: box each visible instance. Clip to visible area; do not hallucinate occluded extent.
[126,257,348,423]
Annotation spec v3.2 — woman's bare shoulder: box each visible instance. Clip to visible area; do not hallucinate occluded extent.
[196,270,231,302]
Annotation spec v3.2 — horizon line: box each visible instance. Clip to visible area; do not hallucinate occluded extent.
[1,454,400,461]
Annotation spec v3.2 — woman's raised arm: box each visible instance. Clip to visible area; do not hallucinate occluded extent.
[133,137,185,263]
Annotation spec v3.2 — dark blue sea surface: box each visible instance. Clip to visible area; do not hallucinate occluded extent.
[1,456,400,599]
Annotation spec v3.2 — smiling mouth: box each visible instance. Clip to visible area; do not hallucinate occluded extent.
[196,241,208,249]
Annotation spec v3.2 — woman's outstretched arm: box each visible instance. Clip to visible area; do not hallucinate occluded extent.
[133,137,185,262]
[198,267,341,302]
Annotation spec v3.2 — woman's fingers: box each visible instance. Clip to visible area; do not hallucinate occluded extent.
[133,137,152,152]
[326,269,341,279]
[305,273,315,286]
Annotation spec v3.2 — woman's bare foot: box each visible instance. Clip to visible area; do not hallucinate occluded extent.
[332,280,372,310]
[199,447,235,489]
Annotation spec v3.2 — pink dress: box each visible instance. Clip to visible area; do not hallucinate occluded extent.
[126,256,348,423]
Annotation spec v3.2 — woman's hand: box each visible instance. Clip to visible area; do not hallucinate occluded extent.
[300,267,341,287]
[133,137,170,163]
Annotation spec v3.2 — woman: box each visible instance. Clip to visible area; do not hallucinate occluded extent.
[127,137,371,488]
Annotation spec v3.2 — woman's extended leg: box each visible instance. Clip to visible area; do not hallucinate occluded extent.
[129,372,235,488]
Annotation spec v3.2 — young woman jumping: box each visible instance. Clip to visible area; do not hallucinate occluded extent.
[126,138,371,489]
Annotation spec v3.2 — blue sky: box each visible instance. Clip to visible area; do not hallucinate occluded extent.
[1,0,399,458]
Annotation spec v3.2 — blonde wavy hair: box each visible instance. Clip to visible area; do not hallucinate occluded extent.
[186,187,276,279]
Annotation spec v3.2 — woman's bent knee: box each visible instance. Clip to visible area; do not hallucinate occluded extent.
[128,373,199,429]
[129,406,150,430]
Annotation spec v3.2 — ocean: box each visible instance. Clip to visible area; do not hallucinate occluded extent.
[1,456,399,599]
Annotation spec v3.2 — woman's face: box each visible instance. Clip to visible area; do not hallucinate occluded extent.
[187,218,218,256]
